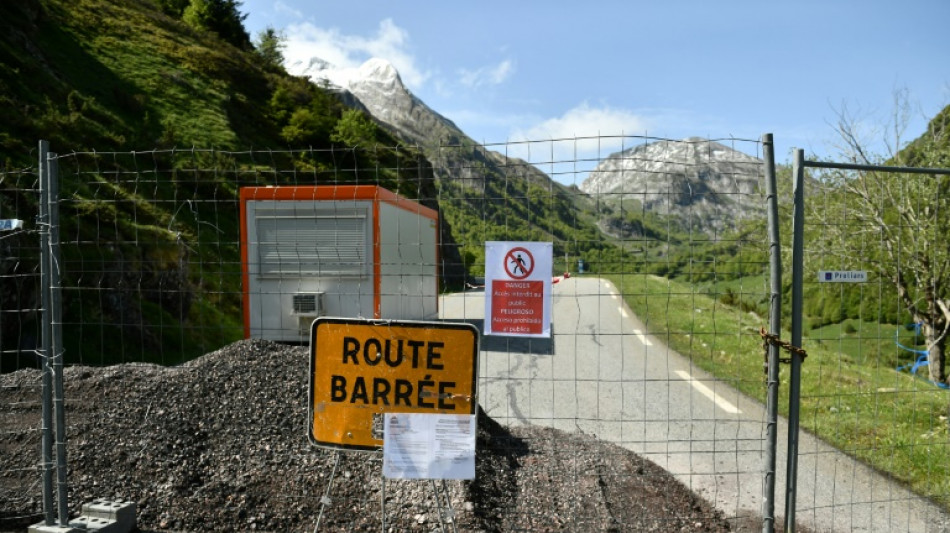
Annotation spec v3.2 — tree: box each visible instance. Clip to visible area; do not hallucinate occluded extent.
[818,93,950,385]
[182,0,251,50]
[281,108,334,146]
[157,0,190,17]
[268,79,343,147]
[254,26,286,71]
[331,108,377,148]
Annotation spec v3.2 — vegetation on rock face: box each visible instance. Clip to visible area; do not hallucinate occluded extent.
[0,0,443,368]
[181,0,251,50]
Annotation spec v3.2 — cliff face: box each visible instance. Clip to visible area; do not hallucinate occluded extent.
[580,138,765,234]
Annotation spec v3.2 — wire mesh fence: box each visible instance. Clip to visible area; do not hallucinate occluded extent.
[2,136,946,532]
[0,165,45,528]
[791,155,950,532]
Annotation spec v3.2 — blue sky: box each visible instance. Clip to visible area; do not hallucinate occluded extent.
[239,0,948,169]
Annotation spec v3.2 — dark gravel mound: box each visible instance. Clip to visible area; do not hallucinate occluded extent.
[1,339,733,532]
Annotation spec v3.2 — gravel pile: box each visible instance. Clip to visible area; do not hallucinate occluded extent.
[1,339,736,532]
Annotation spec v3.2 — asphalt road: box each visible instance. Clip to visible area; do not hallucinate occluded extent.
[440,275,950,533]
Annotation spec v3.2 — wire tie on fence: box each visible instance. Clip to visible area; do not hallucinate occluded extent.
[759,327,807,370]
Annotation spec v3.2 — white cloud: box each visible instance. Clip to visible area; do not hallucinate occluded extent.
[514,102,650,141]
[458,60,515,89]
[283,18,430,89]
[272,1,303,20]
[506,103,652,168]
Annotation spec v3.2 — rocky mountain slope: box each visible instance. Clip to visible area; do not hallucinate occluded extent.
[304,57,765,241]
[580,138,764,234]
[300,57,566,193]
[298,57,613,272]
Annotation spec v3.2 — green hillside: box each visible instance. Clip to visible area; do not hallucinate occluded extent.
[0,0,399,156]
[0,0,631,369]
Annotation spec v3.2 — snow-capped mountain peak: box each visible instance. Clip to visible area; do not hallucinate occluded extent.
[297,57,462,147]
[294,57,406,100]
[355,58,404,91]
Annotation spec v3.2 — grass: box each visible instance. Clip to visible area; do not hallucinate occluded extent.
[807,319,927,368]
[606,272,950,509]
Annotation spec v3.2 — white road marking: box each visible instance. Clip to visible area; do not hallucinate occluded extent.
[674,370,741,414]
[619,307,629,318]
[632,329,653,346]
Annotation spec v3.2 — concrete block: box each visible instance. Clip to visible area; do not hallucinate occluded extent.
[28,523,79,533]
[30,499,137,533]
[69,514,131,532]
[69,515,114,531]
[80,499,136,530]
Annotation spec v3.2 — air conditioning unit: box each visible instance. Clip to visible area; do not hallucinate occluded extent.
[293,292,324,337]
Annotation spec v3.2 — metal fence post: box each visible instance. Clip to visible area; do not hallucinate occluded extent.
[762,133,780,533]
[785,148,806,533]
[38,140,55,526]
[48,152,69,525]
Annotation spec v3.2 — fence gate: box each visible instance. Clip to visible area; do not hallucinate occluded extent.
[783,150,950,533]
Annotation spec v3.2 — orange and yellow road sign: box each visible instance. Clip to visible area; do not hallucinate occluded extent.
[308,318,479,451]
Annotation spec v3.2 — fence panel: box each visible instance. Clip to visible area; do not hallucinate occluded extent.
[435,136,775,531]
[792,155,950,532]
[0,137,778,531]
[0,165,44,529]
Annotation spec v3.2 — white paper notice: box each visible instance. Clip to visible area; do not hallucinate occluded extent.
[383,413,476,480]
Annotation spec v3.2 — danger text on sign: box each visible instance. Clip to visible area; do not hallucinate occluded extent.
[491,280,544,334]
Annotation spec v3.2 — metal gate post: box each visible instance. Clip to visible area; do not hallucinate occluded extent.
[38,140,55,526]
[761,133,780,533]
[48,152,69,525]
[785,148,806,533]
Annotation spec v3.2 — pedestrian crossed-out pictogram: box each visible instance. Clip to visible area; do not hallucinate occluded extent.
[504,247,534,279]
